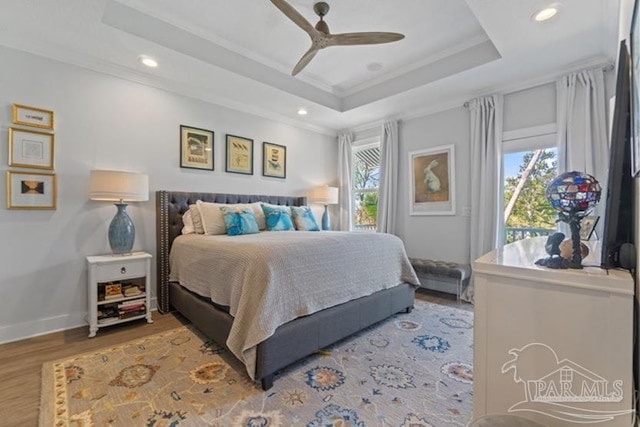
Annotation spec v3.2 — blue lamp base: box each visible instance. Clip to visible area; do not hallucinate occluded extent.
[109,203,135,255]
[321,205,330,231]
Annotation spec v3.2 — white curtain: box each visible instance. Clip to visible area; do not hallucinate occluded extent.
[377,121,399,234]
[338,132,354,231]
[556,68,609,237]
[464,94,504,302]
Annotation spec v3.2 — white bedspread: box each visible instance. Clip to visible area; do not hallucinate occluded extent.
[169,231,419,379]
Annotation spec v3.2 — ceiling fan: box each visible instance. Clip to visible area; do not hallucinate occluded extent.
[270,0,405,76]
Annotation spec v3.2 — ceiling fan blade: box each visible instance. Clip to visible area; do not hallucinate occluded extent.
[329,32,405,46]
[292,46,320,76]
[270,0,317,37]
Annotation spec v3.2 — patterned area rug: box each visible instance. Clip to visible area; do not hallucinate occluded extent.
[40,300,473,426]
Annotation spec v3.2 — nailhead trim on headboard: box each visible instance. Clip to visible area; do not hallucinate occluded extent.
[155,191,308,313]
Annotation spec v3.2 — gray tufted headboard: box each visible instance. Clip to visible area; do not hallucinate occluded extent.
[155,190,307,313]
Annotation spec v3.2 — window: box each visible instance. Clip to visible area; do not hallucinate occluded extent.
[352,143,380,231]
[502,129,558,243]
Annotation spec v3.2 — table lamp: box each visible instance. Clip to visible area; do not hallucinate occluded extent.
[89,170,149,255]
[544,171,601,269]
[311,185,339,230]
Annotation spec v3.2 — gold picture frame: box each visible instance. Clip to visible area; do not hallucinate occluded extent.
[225,134,253,175]
[9,127,55,170]
[6,171,57,210]
[180,125,214,170]
[262,142,286,179]
[408,144,456,215]
[12,104,55,130]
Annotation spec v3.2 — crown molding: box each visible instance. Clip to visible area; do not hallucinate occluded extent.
[0,42,338,137]
[372,55,616,129]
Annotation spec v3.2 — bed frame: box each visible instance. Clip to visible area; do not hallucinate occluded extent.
[156,190,415,390]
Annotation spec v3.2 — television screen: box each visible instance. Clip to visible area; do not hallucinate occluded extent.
[600,40,635,269]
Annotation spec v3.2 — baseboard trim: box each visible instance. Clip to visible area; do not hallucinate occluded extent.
[0,297,158,344]
[0,313,84,344]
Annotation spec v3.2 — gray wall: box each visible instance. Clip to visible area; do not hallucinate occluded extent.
[0,46,337,343]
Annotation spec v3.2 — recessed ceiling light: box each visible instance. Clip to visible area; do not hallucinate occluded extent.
[533,6,559,22]
[297,108,308,116]
[138,55,158,68]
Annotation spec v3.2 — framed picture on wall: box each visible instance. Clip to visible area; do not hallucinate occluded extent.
[262,142,286,179]
[6,171,57,210]
[12,104,55,130]
[180,125,214,170]
[225,134,253,175]
[9,127,55,170]
[408,144,456,215]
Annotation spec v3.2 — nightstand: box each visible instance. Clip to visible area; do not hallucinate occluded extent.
[86,252,153,337]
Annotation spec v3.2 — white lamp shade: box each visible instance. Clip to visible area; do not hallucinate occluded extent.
[89,170,149,202]
[311,185,339,205]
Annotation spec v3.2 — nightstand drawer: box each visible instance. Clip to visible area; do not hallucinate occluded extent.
[94,260,146,282]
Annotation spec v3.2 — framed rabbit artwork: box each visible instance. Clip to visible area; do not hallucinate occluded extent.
[408,144,456,215]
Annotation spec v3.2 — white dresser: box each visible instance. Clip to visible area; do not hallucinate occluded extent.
[473,237,635,426]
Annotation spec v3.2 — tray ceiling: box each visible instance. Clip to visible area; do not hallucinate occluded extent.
[0,0,620,134]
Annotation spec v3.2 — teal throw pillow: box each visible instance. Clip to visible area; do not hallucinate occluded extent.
[220,207,260,236]
[291,206,320,231]
[261,204,295,231]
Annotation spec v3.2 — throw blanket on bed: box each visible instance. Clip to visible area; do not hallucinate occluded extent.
[169,231,419,379]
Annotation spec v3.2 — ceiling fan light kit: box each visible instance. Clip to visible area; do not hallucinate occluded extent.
[270,0,405,76]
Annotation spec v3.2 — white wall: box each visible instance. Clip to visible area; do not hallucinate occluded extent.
[395,85,556,265]
[395,74,614,265]
[619,0,635,43]
[0,46,337,343]
[397,107,471,264]
[503,83,556,132]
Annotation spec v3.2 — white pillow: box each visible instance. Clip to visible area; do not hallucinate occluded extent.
[181,209,195,234]
[190,204,205,234]
[197,201,269,234]
[196,201,227,235]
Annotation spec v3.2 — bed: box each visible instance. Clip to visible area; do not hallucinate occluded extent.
[156,190,419,390]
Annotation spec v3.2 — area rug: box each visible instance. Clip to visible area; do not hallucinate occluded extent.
[40,300,473,426]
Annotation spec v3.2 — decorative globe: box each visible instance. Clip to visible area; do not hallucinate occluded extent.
[545,171,601,217]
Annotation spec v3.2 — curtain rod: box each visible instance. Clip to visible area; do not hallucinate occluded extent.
[463,63,615,108]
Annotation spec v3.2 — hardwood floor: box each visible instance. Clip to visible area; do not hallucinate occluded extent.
[0,312,189,426]
[0,290,472,426]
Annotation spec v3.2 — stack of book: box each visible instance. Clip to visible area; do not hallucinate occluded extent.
[118,299,145,319]
[97,305,119,324]
[104,283,123,300]
[123,285,142,297]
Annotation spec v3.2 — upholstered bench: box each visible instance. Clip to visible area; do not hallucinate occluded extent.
[409,258,471,302]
